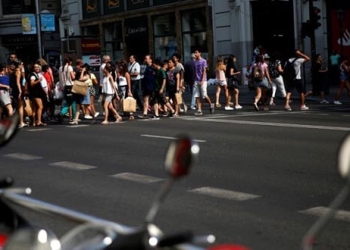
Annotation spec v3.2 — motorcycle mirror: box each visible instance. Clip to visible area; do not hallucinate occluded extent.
[164,135,199,179]
[0,114,19,148]
[338,133,350,180]
[4,226,61,250]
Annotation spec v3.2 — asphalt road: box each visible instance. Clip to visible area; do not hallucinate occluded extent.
[1,84,350,250]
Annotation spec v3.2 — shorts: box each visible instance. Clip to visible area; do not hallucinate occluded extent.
[286,79,305,94]
[193,81,208,99]
[254,77,269,88]
[104,93,114,102]
[0,90,11,106]
[216,79,227,86]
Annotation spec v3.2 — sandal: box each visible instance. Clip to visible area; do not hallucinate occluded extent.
[215,103,221,108]
[101,121,109,125]
[37,123,47,127]
[115,117,122,123]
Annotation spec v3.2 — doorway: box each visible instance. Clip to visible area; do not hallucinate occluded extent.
[251,0,295,61]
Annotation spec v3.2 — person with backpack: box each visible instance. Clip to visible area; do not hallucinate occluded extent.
[265,53,287,106]
[251,54,272,111]
[283,49,310,111]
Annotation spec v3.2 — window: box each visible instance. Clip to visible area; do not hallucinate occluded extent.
[153,14,177,60]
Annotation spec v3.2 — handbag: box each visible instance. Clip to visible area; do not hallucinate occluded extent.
[72,80,88,96]
[175,92,183,104]
[121,97,136,112]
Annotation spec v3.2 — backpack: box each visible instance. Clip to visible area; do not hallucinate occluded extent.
[268,61,280,79]
[283,58,298,82]
[251,63,264,81]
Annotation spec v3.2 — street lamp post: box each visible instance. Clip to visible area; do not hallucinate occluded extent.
[336,9,345,56]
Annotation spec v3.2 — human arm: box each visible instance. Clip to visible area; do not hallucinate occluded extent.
[296,50,310,62]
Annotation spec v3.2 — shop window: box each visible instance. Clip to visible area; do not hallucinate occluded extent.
[103,22,123,61]
[181,8,207,63]
[2,0,35,15]
[153,14,177,60]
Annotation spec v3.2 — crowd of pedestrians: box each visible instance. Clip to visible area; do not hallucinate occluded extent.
[0,47,349,128]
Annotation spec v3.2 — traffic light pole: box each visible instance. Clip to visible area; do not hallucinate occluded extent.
[308,0,317,61]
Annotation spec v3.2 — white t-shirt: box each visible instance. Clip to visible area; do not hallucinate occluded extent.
[31,72,47,88]
[288,58,305,80]
[63,65,73,86]
[117,75,127,87]
[128,62,141,80]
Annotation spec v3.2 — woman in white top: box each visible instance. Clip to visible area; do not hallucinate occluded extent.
[101,65,122,124]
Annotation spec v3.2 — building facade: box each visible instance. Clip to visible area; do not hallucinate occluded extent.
[60,0,212,71]
[0,0,61,65]
[211,0,350,82]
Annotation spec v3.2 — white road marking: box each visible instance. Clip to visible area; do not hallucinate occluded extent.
[49,161,97,170]
[4,153,43,160]
[140,134,206,143]
[178,117,350,132]
[27,128,51,132]
[66,125,91,128]
[111,172,163,183]
[189,187,260,201]
[299,206,350,223]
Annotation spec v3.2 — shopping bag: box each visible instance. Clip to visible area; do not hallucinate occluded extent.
[72,80,88,96]
[53,82,64,100]
[175,92,183,104]
[121,97,136,112]
[23,97,33,117]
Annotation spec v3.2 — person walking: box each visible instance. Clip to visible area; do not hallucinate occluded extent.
[266,53,287,106]
[251,54,272,111]
[193,49,214,116]
[128,55,143,111]
[138,54,155,119]
[329,50,341,86]
[284,49,310,111]
[214,57,231,110]
[184,53,196,110]
[225,55,242,110]
[305,54,329,103]
[333,56,350,105]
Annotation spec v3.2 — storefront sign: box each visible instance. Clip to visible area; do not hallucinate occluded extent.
[81,39,101,52]
[82,0,102,18]
[82,55,101,66]
[2,35,38,46]
[22,14,36,35]
[124,17,148,38]
[331,9,350,57]
[40,13,55,32]
[126,0,150,11]
[104,0,124,14]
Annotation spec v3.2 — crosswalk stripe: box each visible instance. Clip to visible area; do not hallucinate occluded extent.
[4,153,43,160]
[66,125,91,128]
[111,172,163,183]
[299,206,350,223]
[189,187,260,201]
[27,128,51,132]
[49,161,97,170]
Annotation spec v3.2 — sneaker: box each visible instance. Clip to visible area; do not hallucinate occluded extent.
[320,100,329,104]
[210,104,215,114]
[163,112,169,117]
[334,100,342,105]
[300,105,309,111]
[151,115,160,120]
[138,114,149,119]
[190,106,197,110]
[194,110,203,116]
[183,105,188,113]
[269,102,276,106]
[225,106,234,110]
[234,105,242,110]
[285,106,292,111]
[84,115,93,119]
[69,120,78,125]
[94,112,100,118]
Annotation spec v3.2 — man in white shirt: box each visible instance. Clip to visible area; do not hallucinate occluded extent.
[128,55,143,111]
